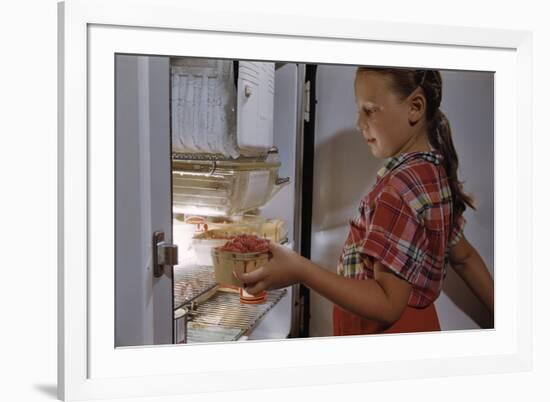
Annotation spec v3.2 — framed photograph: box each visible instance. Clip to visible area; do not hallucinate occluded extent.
[58,0,533,400]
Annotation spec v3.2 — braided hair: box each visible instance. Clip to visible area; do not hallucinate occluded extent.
[356,67,476,229]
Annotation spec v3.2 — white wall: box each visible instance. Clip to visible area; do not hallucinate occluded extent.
[309,66,494,336]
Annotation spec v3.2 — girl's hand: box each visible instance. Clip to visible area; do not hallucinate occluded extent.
[233,241,307,295]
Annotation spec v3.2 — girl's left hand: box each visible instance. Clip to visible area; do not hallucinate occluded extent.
[233,241,308,296]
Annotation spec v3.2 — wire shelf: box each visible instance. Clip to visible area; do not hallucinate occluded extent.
[173,264,217,310]
[173,260,287,344]
[184,289,287,343]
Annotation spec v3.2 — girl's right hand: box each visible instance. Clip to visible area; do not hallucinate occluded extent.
[233,241,308,296]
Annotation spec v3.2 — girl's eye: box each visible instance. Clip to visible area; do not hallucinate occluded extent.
[363,107,375,116]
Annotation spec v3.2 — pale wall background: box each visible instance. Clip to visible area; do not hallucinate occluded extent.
[309,67,494,336]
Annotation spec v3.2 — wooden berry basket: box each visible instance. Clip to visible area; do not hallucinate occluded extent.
[211,248,270,288]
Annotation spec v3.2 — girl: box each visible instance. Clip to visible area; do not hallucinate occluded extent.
[235,67,494,335]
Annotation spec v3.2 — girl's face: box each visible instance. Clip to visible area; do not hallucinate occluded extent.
[354,70,425,159]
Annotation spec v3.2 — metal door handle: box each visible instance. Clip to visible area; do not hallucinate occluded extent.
[152,230,178,278]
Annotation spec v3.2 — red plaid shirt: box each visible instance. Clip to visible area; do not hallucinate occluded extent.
[337,150,466,308]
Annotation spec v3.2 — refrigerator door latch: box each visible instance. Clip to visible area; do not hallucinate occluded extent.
[152,230,179,278]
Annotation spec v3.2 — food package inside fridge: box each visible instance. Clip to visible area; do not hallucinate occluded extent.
[172,154,289,217]
[258,219,288,243]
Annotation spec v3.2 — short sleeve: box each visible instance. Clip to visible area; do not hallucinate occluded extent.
[359,185,429,286]
[448,213,467,248]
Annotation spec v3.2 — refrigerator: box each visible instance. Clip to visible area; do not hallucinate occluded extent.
[115,55,318,347]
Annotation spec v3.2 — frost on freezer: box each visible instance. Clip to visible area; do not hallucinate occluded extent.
[170,57,275,158]
[171,58,239,158]
[236,61,275,154]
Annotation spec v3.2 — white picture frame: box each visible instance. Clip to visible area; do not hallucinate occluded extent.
[58,0,533,400]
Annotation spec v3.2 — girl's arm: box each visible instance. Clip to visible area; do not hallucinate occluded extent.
[234,242,412,327]
[449,236,494,314]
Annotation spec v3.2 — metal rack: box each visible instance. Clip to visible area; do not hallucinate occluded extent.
[187,289,286,343]
[173,265,217,310]
[173,263,287,343]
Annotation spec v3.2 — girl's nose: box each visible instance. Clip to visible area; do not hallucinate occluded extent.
[356,121,367,133]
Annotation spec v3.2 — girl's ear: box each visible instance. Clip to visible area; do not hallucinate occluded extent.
[407,88,427,125]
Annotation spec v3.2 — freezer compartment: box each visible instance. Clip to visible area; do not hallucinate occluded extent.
[170,58,275,158]
[170,58,239,158]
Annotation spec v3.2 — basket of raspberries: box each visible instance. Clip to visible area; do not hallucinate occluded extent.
[219,234,270,253]
[211,234,271,288]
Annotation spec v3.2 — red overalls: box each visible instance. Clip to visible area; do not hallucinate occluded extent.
[333,303,441,336]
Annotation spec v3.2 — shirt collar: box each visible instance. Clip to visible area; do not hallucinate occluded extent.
[376,150,443,180]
